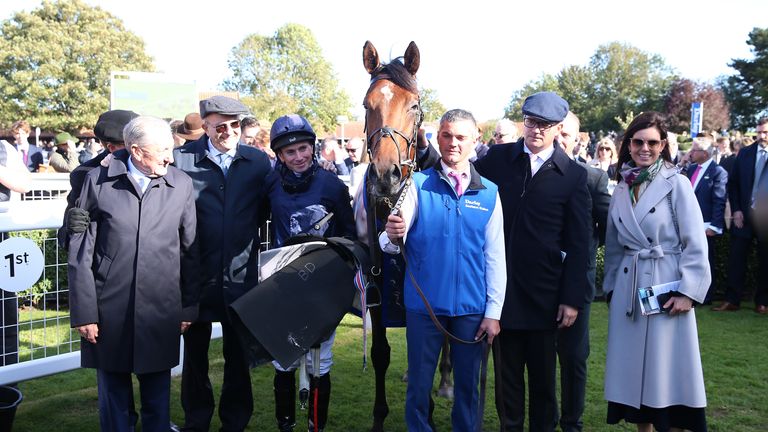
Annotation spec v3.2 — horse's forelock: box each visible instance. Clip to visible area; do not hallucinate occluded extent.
[371,58,418,95]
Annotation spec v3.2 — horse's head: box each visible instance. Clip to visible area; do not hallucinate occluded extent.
[362,40,422,198]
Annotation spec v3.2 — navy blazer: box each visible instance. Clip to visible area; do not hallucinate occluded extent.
[14,143,44,172]
[728,143,766,238]
[475,139,591,329]
[687,161,728,232]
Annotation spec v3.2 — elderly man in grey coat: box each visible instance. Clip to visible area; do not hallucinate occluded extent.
[68,116,200,432]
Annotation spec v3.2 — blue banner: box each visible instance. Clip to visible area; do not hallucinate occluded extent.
[690,102,703,137]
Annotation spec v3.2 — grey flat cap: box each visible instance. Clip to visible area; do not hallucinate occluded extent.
[199,96,250,118]
[521,91,569,123]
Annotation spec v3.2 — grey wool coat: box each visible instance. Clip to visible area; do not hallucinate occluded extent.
[68,150,200,374]
[603,163,710,409]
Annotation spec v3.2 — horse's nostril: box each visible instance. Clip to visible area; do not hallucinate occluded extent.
[389,165,402,181]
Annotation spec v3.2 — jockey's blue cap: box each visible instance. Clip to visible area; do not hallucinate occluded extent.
[521,91,569,123]
[270,114,316,152]
[199,96,250,119]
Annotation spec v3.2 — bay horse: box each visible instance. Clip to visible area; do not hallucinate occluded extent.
[356,40,452,432]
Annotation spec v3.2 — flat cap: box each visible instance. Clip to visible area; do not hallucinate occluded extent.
[199,96,249,118]
[94,109,139,143]
[521,91,569,123]
[54,132,74,145]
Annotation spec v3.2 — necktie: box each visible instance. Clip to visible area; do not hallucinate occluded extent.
[218,153,231,176]
[22,150,28,165]
[448,171,463,197]
[753,148,767,205]
[689,165,702,187]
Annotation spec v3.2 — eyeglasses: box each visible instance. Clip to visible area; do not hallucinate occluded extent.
[523,117,557,131]
[630,138,662,148]
[213,120,240,134]
[598,147,611,152]
[345,148,358,154]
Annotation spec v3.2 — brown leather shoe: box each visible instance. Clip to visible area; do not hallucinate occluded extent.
[711,302,740,311]
[755,305,768,314]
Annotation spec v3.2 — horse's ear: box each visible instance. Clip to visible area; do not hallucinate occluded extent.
[363,41,380,75]
[404,41,420,75]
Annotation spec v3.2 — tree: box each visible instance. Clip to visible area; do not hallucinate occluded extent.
[664,79,730,133]
[0,0,154,132]
[419,87,446,123]
[503,42,675,133]
[223,23,351,134]
[722,27,768,130]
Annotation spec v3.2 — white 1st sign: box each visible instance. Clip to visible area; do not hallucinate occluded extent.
[0,237,45,293]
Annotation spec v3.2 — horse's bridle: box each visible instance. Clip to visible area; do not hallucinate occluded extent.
[363,71,424,183]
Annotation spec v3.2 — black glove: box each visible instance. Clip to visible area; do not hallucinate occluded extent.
[66,207,90,234]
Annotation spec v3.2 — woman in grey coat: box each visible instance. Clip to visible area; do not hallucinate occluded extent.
[603,112,710,432]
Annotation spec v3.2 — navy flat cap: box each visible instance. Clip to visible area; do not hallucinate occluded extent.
[199,96,250,118]
[521,92,569,123]
[94,109,139,143]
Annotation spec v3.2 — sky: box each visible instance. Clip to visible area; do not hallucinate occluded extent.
[1,0,767,122]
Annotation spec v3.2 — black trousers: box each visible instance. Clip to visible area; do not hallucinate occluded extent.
[181,319,253,432]
[495,329,558,432]
[97,369,170,432]
[725,234,768,306]
[556,302,591,432]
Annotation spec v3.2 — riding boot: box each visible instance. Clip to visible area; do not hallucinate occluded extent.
[307,373,331,432]
[274,370,296,432]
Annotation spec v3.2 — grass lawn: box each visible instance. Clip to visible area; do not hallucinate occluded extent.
[11,304,768,431]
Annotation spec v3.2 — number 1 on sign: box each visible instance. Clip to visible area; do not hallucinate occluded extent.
[4,252,30,278]
[4,253,14,277]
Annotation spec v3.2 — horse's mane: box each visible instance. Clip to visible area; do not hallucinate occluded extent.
[371,57,418,95]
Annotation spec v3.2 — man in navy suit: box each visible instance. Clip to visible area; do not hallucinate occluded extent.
[713,117,768,314]
[686,136,728,305]
[10,120,44,172]
[475,92,591,431]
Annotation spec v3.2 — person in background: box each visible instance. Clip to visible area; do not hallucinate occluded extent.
[319,136,349,175]
[48,132,80,173]
[78,138,102,164]
[240,116,261,147]
[68,116,200,432]
[0,138,31,202]
[603,111,709,432]
[266,114,356,432]
[493,118,519,145]
[686,136,728,305]
[713,117,768,314]
[590,138,619,179]
[174,113,206,146]
[343,136,364,172]
[10,120,44,172]
[556,111,610,432]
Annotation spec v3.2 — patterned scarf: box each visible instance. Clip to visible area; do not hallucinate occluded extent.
[620,158,663,205]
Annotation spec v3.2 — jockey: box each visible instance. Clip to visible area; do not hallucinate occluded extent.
[266,114,356,432]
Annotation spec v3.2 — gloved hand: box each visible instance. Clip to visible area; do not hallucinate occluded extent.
[66,207,90,234]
